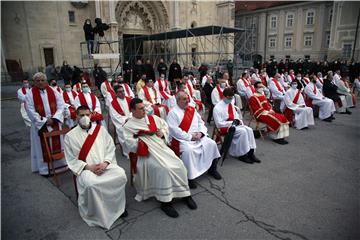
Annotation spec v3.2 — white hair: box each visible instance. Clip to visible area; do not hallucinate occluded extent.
[33,72,47,81]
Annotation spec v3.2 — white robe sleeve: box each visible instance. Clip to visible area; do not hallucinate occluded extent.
[53,91,65,123]
[64,134,87,176]
[109,105,127,129]
[25,91,47,130]
[155,115,170,143]
[213,103,232,129]
[17,89,26,102]
[284,91,298,111]
[94,96,102,114]
[100,82,108,98]
[138,89,151,106]
[211,89,220,105]
[196,112,208,135]
[102,127,117,164]
[167,111,192,141]
[305,84,322,101]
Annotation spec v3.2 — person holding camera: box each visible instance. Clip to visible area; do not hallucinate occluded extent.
[213,88,260,164]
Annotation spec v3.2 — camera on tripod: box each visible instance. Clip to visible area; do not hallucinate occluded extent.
[93,18,110,37]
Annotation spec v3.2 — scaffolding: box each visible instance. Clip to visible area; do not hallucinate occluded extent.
[80,25,250,79]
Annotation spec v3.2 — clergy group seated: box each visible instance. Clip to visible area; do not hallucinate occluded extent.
[167,91,222,189]
[248,82,290,145]
[284,81,315,130]
[123,98,197,218]
[62,83,78,128]
[213,88,260,164]
[138,78,169,119]
[64,105,128,229]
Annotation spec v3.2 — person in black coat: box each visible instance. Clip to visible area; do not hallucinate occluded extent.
[322,73,351,114]
[83,19,94,55]
[122,60,132,84]
[169,59,182,88]
[203,75,215,124]
[143,59,155,81]
[60,61,73,85]
[93,64,107,90]
[133,59,144,83]
[157,58,168,77]
[198,63,208,80]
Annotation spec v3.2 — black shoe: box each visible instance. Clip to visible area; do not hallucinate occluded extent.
[250,155,261,163]
[346,110,352,115]
[160,202,179,218]
[188,179,197,189]
[273,138,288,145]
[183,196,197,210]
[247,149,261,163]
[208,169,222,180]
[208,159,222,180]
[323,117,332,122]
[238,155,253,164]
[120,209,128,218]
[330,115,336,120]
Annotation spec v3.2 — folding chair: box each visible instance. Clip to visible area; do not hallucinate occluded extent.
[247,107,267,140]
[42,128,71,187]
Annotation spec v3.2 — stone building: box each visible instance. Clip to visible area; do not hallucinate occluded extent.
[1,0,235,82]
[235,1,360,65]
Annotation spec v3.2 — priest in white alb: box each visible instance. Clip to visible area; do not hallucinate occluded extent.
[63,83,78,128]
[64,105,127,230]
[123,98,197,218]
[284,81,315,130]
[17,78,31,127]
[167,91,222,189]
[74,80,104,124]
[304,76,336,122]
[117,75,135,98]
[25,72,66,175]
[269,74,286,112]
[154,73,176,109]
[109,85,132,157]
[213,88,260,164]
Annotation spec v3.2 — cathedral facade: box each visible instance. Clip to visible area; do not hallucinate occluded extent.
[1,1,235,82]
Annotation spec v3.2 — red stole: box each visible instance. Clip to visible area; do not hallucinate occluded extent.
[136,115,158,157]
[78,124,101,161]
[313,83,317,95]
[289,74,295,81]
[143,86,157,104]
[303,77,310,84]
[104,81,112,92]
[32,86,61,162]
[284,89,301,123]
[63,91,77,105]
[273,80,284,94]
[260,76,267,87]
[242,78,255,93]
[123,84,131,97]
[186,81,193,97]
[111,97,131,116]
[216,85,224,99]
[56,87,62,93]
[219,103,235,134]
[78,92,96,111]
[21,87,27,95]
[171,106,196,156]
[316,77,323,84]
[74,83,81,93]
[157,79,170,100]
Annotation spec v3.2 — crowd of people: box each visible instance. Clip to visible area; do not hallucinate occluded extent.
[16,57,359,230]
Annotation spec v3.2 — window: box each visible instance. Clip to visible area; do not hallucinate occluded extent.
[326,33,330,47]
[342,44,352,58]
[269,37,276,48]
[304,35,313,47]
[306,10,315,25]
[270,16,277,29]
[68,11,75,23]
[284,36,292,48]
[286,13,294,27]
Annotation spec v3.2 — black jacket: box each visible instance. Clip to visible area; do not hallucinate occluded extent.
[83,24,94,41]
[157,63,168,76]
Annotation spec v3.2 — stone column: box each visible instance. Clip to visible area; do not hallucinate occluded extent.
[95,0,101,18]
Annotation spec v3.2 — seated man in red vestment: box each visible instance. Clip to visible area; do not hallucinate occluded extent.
[248,82,290,145]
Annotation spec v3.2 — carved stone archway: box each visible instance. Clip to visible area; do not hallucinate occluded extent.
[115,1,170,62]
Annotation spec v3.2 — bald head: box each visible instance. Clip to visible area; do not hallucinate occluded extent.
[176,91,189,110]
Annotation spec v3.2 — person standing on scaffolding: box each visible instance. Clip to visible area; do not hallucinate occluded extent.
[83,19,94,56]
